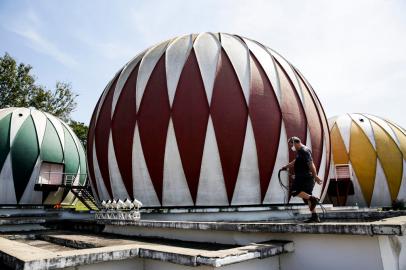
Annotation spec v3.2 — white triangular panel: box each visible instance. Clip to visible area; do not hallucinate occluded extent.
[132,124,160,206]
[269,49,304,102]
[396,160,406,201]
[31,110,47,147]
[243,38,281,103]
[345,161,368,207]
[162,120,193,206]
[10,108,30,145]
[0,154,17,204]
[220,33,251,104]
[72,165,80,186]
[313,138,326,199]
[306,128,312,150]
[93,141,111,200]
[320,137,331,200]
[166,34,193,107]
[19,157,42,204]
[194,32,221,105]
[108,131,130,200]
[111,52,144,116]
[196,117,228,206]
[370,159,392,207]
[136,40,170,112]
[264,121,289,204]
[328,116,338,128]
[231,118,260,205]
[95,77,115,120]
[89,180,100,201]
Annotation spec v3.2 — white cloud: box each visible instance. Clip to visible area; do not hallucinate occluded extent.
[3,8,78,68]
[10,28,78,68]
[73,32,139,62]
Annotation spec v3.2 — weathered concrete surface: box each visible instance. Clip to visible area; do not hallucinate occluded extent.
[0,208,93,233]
[15,239,76,252]
[0,217,47,225]
[139,205,364,222]
[138,205,406,222]
[100,215,406,236]
[0,232,293,269]
[0,224,48,233]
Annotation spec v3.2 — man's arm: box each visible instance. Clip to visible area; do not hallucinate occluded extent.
[310,161,322,185]
[282,159,295,171]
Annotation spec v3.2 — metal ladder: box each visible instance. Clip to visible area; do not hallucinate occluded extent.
[70,188,99,211]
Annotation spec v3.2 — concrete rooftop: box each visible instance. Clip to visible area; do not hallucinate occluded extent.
[99,215,406,236]
[0,231,293,270]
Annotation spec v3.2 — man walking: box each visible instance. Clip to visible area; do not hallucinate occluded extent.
[282,137,323,223]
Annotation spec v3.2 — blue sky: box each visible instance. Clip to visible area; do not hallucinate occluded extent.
[1,0,405,127]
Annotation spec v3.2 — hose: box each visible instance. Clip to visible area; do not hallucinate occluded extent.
[277,168,327,220]
[278,168,289,191]
[278,168,298,220]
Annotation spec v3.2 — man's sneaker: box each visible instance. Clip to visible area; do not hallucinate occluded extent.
[309,196,319,211]
[304,213,321,223]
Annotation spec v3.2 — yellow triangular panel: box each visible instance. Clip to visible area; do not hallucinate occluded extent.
[349,122,377,205]
[371,121,403,201]
[388,123,406,160]
[331,124,349,164]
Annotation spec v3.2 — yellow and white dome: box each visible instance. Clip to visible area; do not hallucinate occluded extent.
[329,113,406,207]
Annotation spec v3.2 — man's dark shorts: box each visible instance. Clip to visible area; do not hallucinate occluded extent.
[291,175,315,196]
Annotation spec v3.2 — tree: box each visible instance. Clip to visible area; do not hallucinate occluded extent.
[69,120,88,149]
[0,52,77,122]
[0,52,88,146]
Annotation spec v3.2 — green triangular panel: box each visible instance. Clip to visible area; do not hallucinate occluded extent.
[62,126,79,180]
[11,116,39,201]
[0,113,12,172]
[41,119,64,163]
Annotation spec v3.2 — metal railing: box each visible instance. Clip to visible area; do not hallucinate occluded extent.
[38,172,88,186]
[95,210,141,221]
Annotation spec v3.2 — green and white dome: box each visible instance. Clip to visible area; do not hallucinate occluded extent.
[0,107,87,205]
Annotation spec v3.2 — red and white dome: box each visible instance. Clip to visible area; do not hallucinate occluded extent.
[87,33,331,207]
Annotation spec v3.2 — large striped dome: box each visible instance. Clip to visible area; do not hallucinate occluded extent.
[88,33,331,207]
[0,107,87,205]
[330,114,406,207]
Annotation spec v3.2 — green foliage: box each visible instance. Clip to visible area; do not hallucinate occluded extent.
[69,120,88,149]
[0,52,88,146]
[0,52,77,122]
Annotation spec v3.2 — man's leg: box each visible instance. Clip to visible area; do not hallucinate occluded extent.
[296,191,311,200]
[295,191,320,222]
[296,192,317,212]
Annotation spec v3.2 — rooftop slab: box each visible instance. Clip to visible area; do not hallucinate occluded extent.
[99,215,406,236]
[137,205,406,222]
[0,231,293,269]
